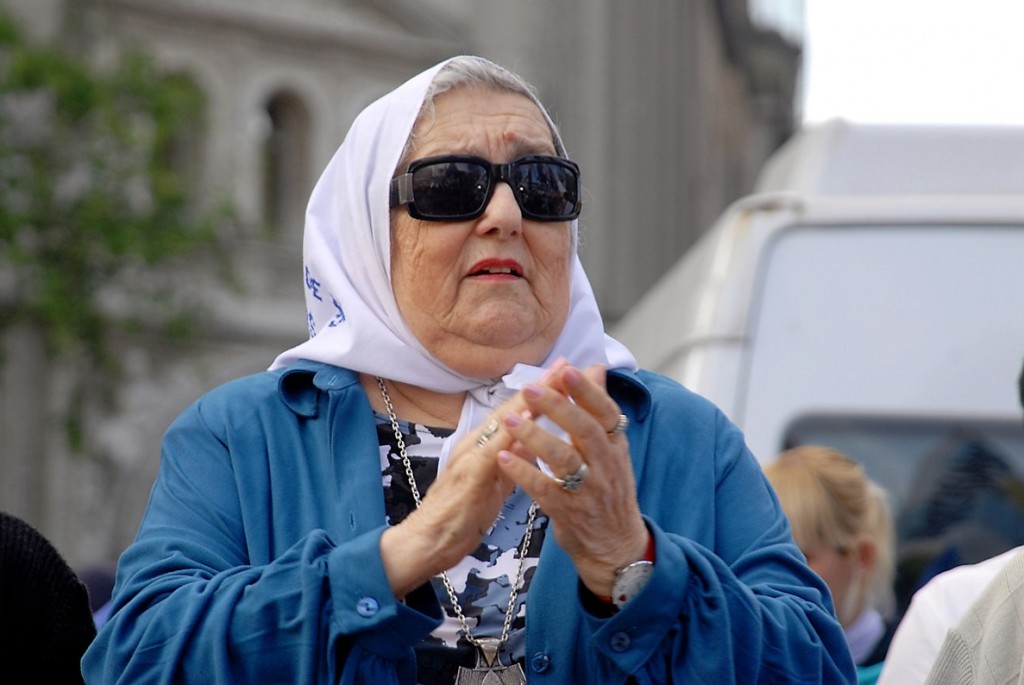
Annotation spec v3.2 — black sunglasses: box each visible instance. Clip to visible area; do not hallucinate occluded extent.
[389,154,582,222]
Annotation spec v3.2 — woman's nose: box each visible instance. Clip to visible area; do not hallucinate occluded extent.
[476,182,523,237]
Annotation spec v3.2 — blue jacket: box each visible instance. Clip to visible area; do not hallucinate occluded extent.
[82,362,855,683]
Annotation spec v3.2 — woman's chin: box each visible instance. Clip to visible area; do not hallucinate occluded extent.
[440,336,551,379]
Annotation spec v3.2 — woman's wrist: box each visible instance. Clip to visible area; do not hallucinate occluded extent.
[593,533,656,604]
[380,520,452,598]
[579,528,653,600]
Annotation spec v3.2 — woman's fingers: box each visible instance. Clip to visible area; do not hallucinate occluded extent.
[452,394,530,457]
[556,365,630,441]
[496,364,649,596]
[518,368,625,467]
[386,361,607,598]
[496,448,562,500]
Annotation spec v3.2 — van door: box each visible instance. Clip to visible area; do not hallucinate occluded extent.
[741,222,1024,612]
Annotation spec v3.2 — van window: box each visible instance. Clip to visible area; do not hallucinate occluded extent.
[784,414,1024,618]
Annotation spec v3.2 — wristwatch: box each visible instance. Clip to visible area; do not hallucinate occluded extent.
[611,559,654,608]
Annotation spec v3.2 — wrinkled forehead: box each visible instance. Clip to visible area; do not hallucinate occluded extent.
[356,58,569,173]
[399,86,563,169]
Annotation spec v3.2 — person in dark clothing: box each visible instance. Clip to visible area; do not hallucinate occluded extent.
[0,511,96,683]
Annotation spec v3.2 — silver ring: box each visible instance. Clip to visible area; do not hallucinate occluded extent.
[476,419,499,448]
[554,462,589,491]
[607,413,628,437]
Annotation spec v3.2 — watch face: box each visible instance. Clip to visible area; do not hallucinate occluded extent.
[613,560,654,608]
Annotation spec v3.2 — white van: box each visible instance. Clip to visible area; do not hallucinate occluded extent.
[611,119,1024,610]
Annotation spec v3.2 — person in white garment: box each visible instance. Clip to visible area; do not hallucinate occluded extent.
[877,545,1023,684]
[878,359,1024,685]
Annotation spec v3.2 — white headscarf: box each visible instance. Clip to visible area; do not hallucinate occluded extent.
[270,56,636,461]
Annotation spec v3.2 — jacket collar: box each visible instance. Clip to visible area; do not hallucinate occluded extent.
[276,360,653,424]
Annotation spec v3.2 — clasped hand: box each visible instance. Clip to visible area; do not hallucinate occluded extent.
[381,362,648,600]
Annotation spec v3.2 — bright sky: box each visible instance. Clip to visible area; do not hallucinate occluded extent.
[802,0,1024,125]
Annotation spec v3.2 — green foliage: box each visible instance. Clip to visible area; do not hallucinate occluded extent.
[0,11,227,370]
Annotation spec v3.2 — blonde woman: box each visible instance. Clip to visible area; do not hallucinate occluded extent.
[764,445,896,685]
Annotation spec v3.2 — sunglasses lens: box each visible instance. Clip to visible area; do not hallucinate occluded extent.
[512,160,580,220]
[410,160,489,219]
[400,156,581,221]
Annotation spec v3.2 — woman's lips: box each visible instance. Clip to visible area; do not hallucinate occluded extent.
[467,258,524,278]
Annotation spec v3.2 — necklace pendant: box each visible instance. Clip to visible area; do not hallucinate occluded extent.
[454,638,527,685]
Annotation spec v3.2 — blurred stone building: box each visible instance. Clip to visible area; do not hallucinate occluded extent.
[0,0,801,566]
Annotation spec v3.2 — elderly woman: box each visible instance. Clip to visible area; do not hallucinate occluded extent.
[83,56,853,684]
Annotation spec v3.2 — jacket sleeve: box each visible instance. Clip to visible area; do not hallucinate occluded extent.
[578,393,857,684]
[81,395,442,685]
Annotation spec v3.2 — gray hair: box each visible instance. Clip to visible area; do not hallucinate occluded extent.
[398,56,565,169]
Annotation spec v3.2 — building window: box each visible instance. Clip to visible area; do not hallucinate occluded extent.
[262,91,310,238]
[157,71,206,204]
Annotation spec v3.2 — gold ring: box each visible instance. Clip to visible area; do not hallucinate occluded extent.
[607,414,628,437]
[476,419,500,448]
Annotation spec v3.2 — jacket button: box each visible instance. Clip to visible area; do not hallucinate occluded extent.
[530,652,551,673]
[356,597,379,617]
[610,631,631,652]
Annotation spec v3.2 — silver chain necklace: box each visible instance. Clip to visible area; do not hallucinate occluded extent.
[376,377,537,685]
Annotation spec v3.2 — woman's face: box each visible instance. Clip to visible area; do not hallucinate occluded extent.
[803,540,871,627]
[390,87,573,379]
